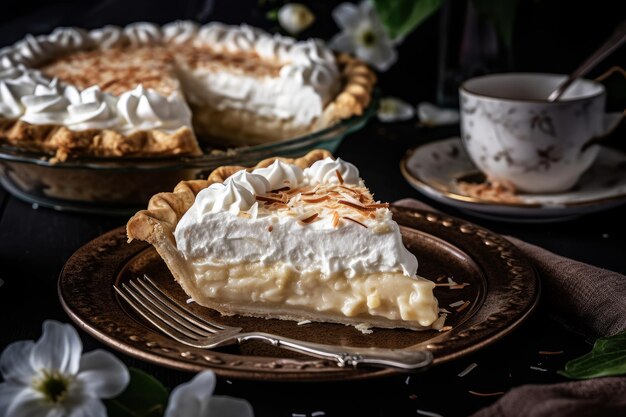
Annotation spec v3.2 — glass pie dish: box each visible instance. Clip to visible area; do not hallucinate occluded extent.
[0,93,377,215]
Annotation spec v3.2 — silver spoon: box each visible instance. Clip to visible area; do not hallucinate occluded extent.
[547,20,626,102]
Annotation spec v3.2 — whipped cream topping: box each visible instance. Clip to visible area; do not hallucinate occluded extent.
[1,20,340,130]
[21,81,73,124]
[0,60,191,131]
[117,85,192,133]
[124,22,162,46]
[89,25,126,49]
[175,157,419,278]
[305,157,360,185]
[186,23,341,126]
[223,170,270,195]
[66,86,119,130]
[252,160,304,189]
[0,65,48,118]
[162,21,199,44]
[193,182,257,215]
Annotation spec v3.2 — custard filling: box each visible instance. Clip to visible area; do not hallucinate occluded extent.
[187,261,439,328]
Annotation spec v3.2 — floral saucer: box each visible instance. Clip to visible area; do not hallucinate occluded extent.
[400,137,626,222]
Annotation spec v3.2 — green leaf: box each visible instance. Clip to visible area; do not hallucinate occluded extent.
[472,0,519,48]
[559,330,626,379]
[266,9,278,22]
[105,368,169,417]
[373,0,443,42]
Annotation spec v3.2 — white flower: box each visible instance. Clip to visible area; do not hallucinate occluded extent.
[165,371,254,417]
[377,97,415,122]
[0,320,129,417]
[329,0,397,71]
[278,3,315,35]
[417,102,460,126]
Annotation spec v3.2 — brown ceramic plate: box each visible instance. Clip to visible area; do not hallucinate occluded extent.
[58,206,539,381]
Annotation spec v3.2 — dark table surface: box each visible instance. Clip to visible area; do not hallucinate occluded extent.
[1,121,625,417]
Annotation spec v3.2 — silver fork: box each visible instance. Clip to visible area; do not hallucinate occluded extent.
[113,275,433,371]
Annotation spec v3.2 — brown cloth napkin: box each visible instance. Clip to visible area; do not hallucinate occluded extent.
[394,198,626,417]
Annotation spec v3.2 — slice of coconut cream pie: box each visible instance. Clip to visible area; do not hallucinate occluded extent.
[127,150,441,330]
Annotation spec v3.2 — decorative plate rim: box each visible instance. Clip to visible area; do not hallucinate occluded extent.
[400,137,626,210]
[58,206,540,381]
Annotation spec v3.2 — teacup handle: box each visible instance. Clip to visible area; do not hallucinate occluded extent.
[581,66,626,152]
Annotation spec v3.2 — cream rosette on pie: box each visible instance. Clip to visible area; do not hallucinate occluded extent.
[0,22,375,161]
[127,150,441,331]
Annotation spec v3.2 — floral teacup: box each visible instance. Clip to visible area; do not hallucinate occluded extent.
[459,73,622,193]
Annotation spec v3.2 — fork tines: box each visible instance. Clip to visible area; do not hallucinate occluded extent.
[113,275,242,345]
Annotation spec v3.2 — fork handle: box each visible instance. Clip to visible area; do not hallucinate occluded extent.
[237,332,433,371]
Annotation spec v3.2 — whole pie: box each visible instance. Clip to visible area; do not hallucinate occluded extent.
[127,150,442,331]
[0,22,375,161]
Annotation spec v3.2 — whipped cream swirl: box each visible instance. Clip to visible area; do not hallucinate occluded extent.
[223,170,270,195]
[21,81,73,124]
[124,22,162,46]
[48,27,91,51]
[304,157,360,185]
[252,160,304,189]
[0,66,49,118]
[163,21,199,44]
[117,85,191,133]
[13,35,55,66]
[66,86,119,130]
[89,26,127,49]
[193,182,257,215]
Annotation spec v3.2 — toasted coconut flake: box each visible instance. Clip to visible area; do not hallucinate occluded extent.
[268,201,289,208]
[437,283,468,288]
[335,169,344,184]
[332,211,340,228]
[435,274,447,282]
[338,199,376,212]
[256,195,285,204]
[439,326,453,332]
[365,203,390,209]
[449,300,465,308]
[450,284,468,290]
[299,213,319,224]
[456,300,471,312]
[336,184,358,193]
[339,192,363,204]
[286,187,303,195]
[303,195,330,203]
[274,186,291,192]
[530,366,547,372]
[468,390,504,397]
[342,216,368,228]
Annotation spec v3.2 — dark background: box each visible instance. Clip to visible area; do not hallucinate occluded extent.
[1,1,625,416]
